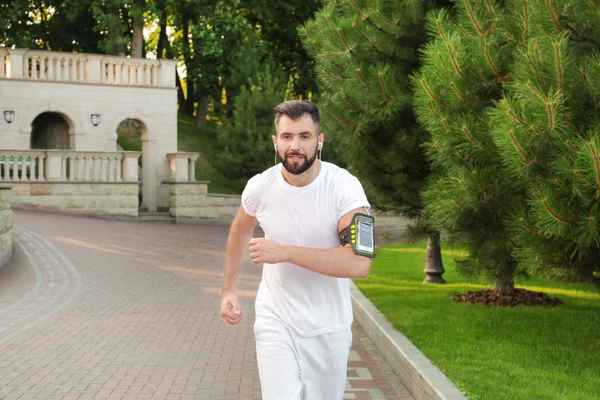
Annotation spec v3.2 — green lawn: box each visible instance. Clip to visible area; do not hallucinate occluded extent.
[356,241,600,400]
[117,114,246,194]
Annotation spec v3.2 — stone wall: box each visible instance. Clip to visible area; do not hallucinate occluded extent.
[12,182,139,218]
[168,183,240,220]
[0,185,14,268]
[371,210,410,230]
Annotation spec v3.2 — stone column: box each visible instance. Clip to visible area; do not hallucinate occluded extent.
[0,184,14,268]
[159,59,178,87]
[87,55,103,84]
[189,154,199,182]
[45,151,63,181]
[122,152,141,182]
[167,153,192,182]
[142,139,158,212]
[7,49,25,79]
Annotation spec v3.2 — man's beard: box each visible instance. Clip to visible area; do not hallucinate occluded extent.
[279,144,319,175]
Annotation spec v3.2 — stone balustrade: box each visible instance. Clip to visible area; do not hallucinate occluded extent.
[22,51,87,82]
[0,184,14,268]
[1,150,141,218]
[0,150,140,183]
[103,57,162,86]
[166,152,200,182]
[0,150,45,182]
[0,48,176,88]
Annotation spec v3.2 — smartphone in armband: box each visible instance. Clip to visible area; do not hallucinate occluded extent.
[356,215,375,255]
[338,213,376,258]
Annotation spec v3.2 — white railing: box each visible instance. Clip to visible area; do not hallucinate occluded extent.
[60,152,123,182]
[0,150,46,182]
[167,153,200,182]
[23,51,88,82]
[0,150,140,183]
[0,48,176,88]
[103,58,161,86]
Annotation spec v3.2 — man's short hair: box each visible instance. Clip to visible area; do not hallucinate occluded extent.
[273,100,321,134]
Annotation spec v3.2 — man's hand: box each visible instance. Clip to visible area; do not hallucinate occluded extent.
[248,238,288,264]
[220,291,243,325]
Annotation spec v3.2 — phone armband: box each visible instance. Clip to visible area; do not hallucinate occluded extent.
[338,213,376,258]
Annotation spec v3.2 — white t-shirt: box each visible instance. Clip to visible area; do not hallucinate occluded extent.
[241,161,370,337]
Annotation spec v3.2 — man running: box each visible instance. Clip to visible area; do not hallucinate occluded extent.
[221,100,374,400]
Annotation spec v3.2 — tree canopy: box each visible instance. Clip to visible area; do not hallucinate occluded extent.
[413,0,600,294]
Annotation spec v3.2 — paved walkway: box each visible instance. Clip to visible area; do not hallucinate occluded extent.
[0,211,412,400]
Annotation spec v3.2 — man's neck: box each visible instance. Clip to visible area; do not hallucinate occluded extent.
[281,160,322,187]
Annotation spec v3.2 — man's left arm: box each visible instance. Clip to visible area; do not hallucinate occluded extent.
[248,207,373,279]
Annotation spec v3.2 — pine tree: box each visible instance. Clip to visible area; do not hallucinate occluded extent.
[489,0,600,283]
[413,2,525,296]
[302,0,451,282]
[413,0,600,296]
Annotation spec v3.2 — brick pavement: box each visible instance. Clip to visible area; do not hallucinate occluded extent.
[0,211,412,400]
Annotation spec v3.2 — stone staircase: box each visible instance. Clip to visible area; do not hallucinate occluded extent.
[138,207,175,224]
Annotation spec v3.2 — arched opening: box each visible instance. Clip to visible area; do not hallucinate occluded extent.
[116,118,145,207]
[117,118,143,155]
[31,112,71,149]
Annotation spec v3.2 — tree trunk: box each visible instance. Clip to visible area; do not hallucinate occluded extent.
[423,232,446,284]
[156,0,169,58]
[131,11,144,58]
[157,19,169,59]
[575,265,599,284]
[195,95,209,127]
[494,272,515,296]
[186,84,196,118]
[154,3,184,112]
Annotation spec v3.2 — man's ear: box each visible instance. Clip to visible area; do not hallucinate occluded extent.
[272,135,277,146]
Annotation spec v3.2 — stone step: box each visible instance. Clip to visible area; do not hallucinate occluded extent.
[138,207,169,213]
[138,211,175,224]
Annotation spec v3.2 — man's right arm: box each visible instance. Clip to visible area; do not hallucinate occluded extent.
[220,205,258,325]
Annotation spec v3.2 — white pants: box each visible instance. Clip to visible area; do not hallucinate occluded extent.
[254,316,352,400]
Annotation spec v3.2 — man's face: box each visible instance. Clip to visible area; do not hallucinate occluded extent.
[274,114,322,175]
